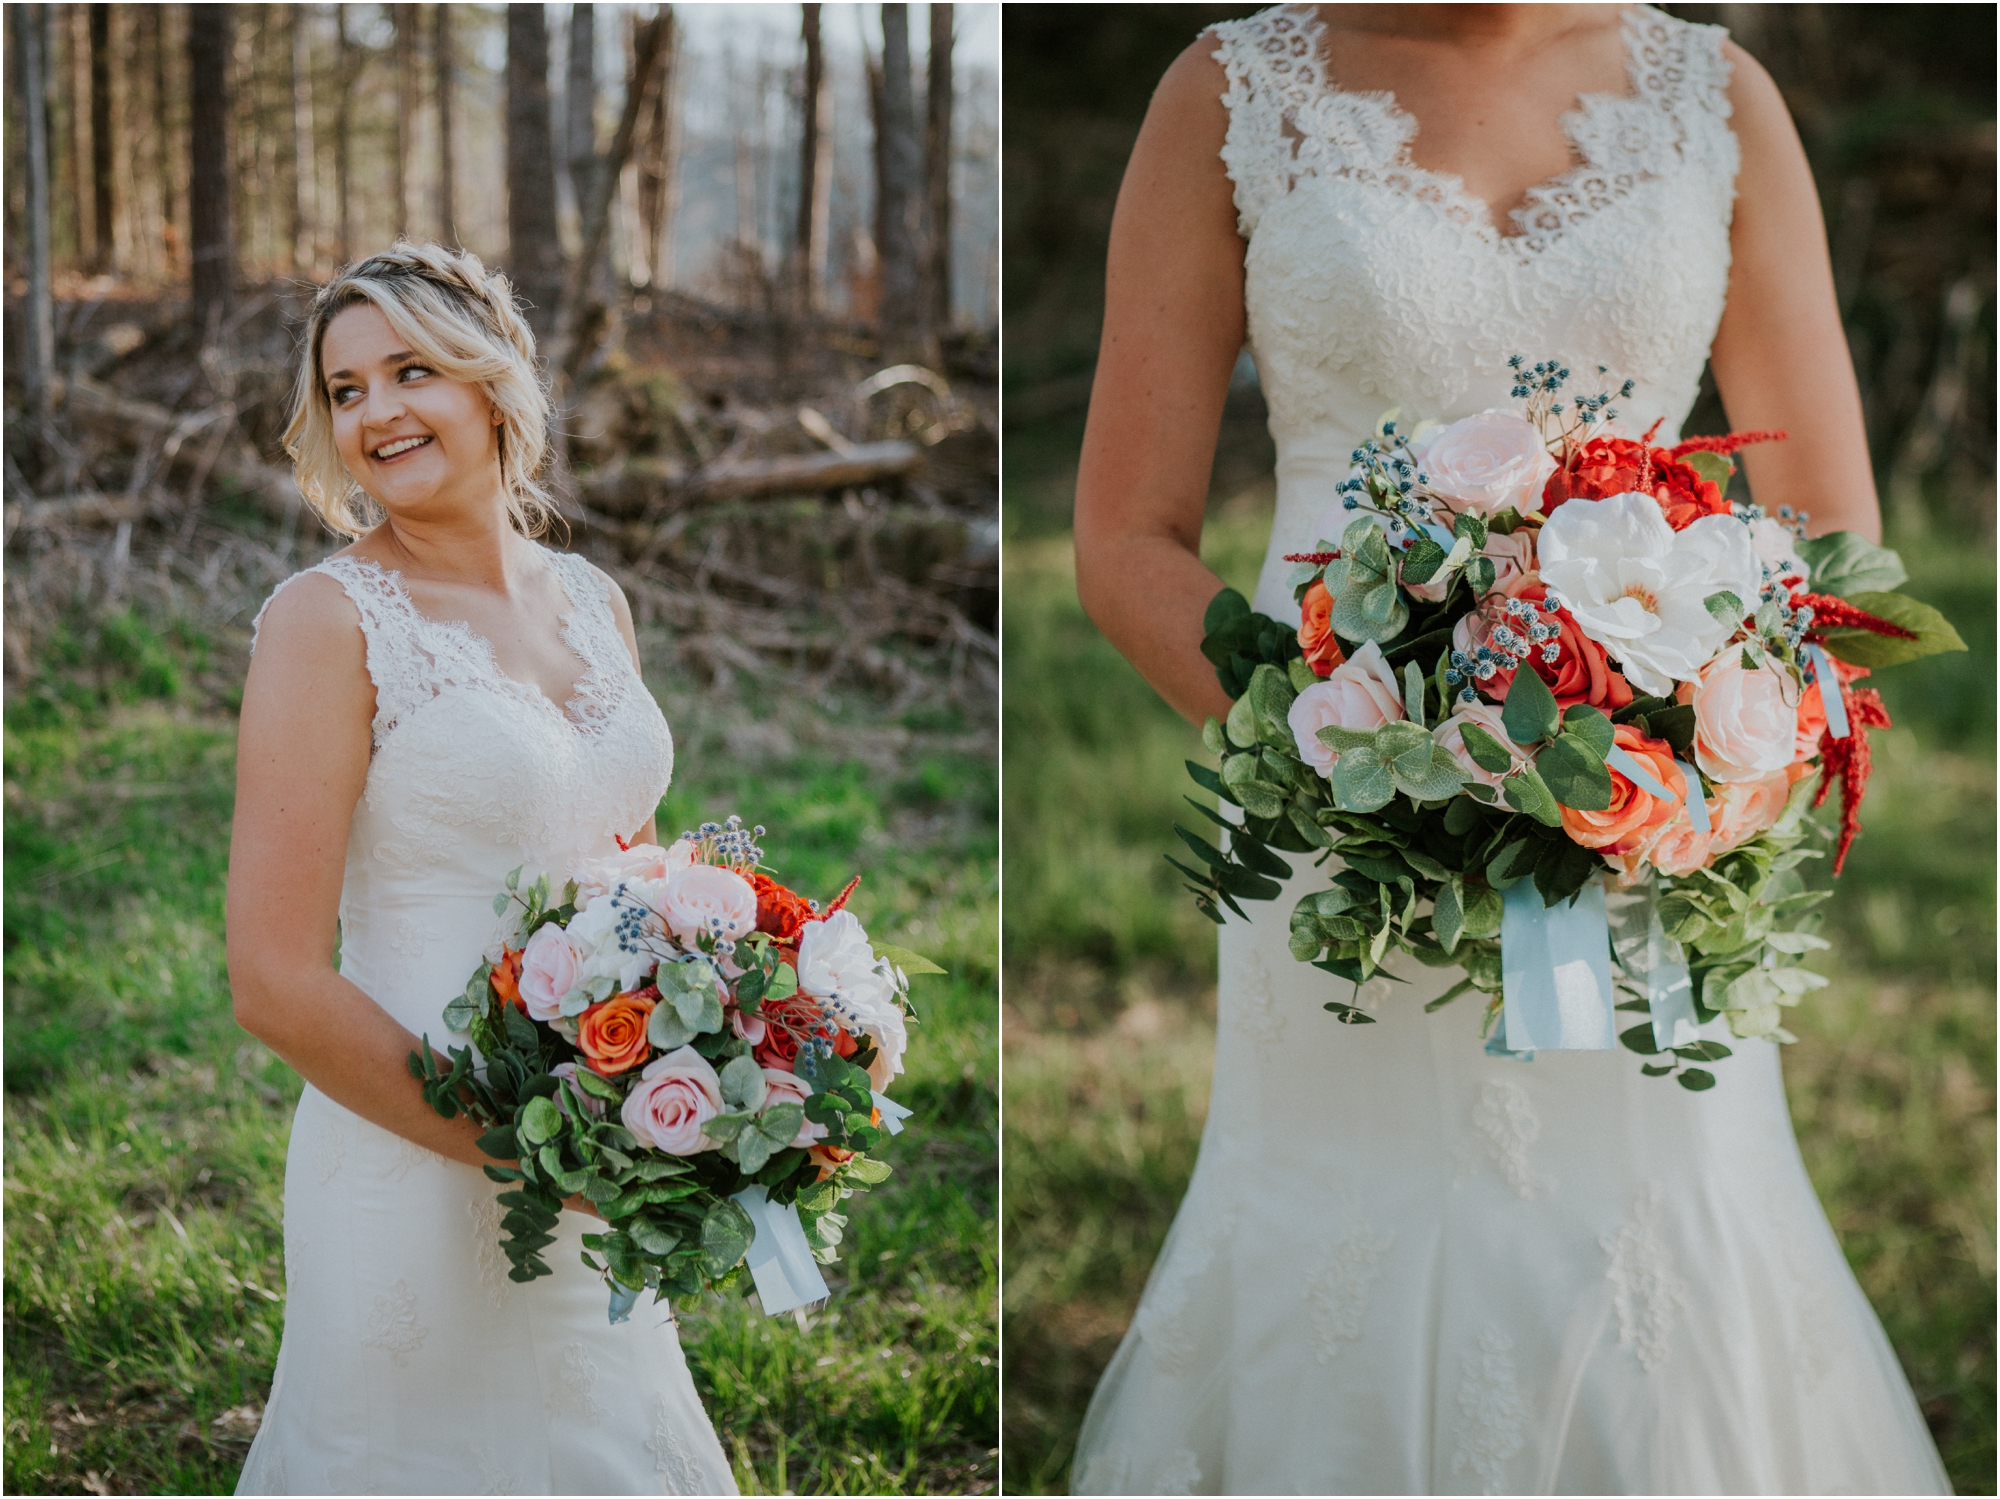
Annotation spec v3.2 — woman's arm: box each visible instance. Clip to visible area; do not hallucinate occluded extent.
[226,575,495,1168]
[1073,40,1248,727]
[1708,41,1881,541]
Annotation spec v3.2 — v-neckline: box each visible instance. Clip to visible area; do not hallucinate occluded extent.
[1296,2,1647,247]
[354,550,605,733]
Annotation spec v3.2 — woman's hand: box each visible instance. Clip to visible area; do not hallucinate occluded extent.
[1072,39,1246,727]
[226,573,497,1171]
[1709,43,1882,541]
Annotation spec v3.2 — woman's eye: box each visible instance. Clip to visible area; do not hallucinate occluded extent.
[331,385,358,404]
[399,364,433,382]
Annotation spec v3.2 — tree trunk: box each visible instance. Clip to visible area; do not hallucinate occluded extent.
[794,3,829,314]
[506,3,563,334]
[335,4,353,264]
[394,4,417,241]
[565,2,596,253]
[926,3,953,333]
[63,7,87,266]
[635,8,679,289]
[875,5,922,354]
[435,2,456,244]
[291,5,314,274]
[15,5,55,418]
[187,4,234,330]
[147,3,176,270]
[88,1,114,272]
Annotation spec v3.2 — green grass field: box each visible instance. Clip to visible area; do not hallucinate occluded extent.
[1000,465,1995,1494]
[3,612,998,1495]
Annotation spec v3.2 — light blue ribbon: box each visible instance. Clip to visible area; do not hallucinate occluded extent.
[1806,644,1850,739]
[1674,760,1710,834]
[1605,744,1674,801]
[1417,518,1459,552]
[871,1091,913,1136]
[1501,877,1616,1051]
[606,1278,642,1324]
[1605,878,1700,1050]
[732,1184,830,1317]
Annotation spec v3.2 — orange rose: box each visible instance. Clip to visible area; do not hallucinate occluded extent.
[1559,724,1683,854]
[490,946,525,1010]
[1298,581,1344,677]
[576,989,657,1076]
[808,1142,854,1181]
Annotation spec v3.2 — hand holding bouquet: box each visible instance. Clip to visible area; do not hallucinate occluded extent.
[1177,359,1964,1085]
[409,817,940,1318]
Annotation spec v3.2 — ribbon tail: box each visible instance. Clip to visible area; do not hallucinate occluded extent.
[1501,876,1616,1051]
[732,1185,830,1317]
[1606,875,1700,1052]
[871,1091,913,1136]
[1806,644,1851,740]
[606,1279,641,1325]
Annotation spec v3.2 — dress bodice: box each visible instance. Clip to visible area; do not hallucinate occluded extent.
[1212,3,1740,619]
[253,547,674,1037]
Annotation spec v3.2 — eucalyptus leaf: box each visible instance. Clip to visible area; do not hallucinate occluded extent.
[1537,733,1614,811]
[1501,661,1560,745]
[1329,746,1397,812]
[719,1053,770,1112]
[519,1095,562,1147]
[1457,721,1516,774]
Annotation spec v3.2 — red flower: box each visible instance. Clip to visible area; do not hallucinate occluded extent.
[1542,436,1730,530]
[1467,583,1634,713]
[1807,661,1891,875]
[750,872,815,944]
[751,993,859,1072]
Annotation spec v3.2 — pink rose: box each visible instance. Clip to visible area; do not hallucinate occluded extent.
[571,840,693,909]
[516,922,581,1023]
[1410,411,1557,518]
[760,1067,827,1149]
[1286,640,1404,777]
[1640,805,1713,877]
[729,1005,768,1045]
[620,1046,725,1155]
[1431,701,1528,789]
[1688,655,1798,784]
[1407,526,1537,606]
[1706,769,1796,854]
[658,865,759,945]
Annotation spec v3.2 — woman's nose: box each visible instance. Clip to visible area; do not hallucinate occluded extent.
[361,382,408,426]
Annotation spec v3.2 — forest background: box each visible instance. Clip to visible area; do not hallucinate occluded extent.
[1001,4,1995,1495]
[4,4,998,1494]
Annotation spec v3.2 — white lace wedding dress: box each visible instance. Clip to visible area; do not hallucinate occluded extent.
[1071,8,1950,1494]
[235,548,737,1496]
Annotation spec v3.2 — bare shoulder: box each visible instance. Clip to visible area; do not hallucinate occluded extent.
[1148,33,1232,143]
[1719,38,1799,150]
[252,571,365,666]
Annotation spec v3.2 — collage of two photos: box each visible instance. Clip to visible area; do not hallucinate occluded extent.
[3,2,1994,1497]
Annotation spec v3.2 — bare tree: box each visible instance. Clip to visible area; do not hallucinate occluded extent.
[395,4,418,241]
[187,4,235,329]
[88,2,114,272]
[335,4,355,263]
[291,6,315,274]
[146,4,177,270]
[926,3,953,334]
[14,4,54,418]
[634,8,680,289]
[875,5,922,352]
[794,3,830,314]
[565,3,597,248]
[435,2,457,244]
[507,3,563,333]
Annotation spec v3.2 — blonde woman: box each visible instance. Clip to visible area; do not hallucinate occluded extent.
[1069,5,1947,1494]
[227,245,734,1495]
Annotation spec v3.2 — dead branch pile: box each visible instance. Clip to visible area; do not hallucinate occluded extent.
[3,284,997,727]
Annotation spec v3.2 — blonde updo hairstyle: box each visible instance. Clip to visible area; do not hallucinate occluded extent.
[284,242,556,538]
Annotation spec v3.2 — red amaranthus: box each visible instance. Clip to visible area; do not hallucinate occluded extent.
[1543,426,1787,530]
[1810,664,1892,876]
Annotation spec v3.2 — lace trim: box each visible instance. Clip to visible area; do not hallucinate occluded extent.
[646,1393,710,1496]
[1450,1324,1530,1494]
[1210,3,1735,250]
[1600,1182,1689,1374]
[1305,1216,1395,1364]
[1459,1080,1555,1200]
[1133,1204,1240,1376]
[361,1278,428,1367]
[1157,1449,1203,1495]
[252,548,635,752]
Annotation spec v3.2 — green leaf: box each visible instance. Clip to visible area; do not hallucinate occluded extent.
[1399,535,1450,584]
[476,1126,519,1160]
[443,993,482,1033]
[1457,721,1515,774]
[1225,694,1259,750]
[699,1199,757,1278]
[1682,449,1733,489]
[1501,661,1560,745]
[1201,716,1227,755]
[1644,703,1696,756]
[1247,663,1299,744]
[1537,733,1614,811]
[1795,532,1907,597]
[492,892,511,917]
[1329,745,1397,812]
[844,1154,894,1186]
[1819,591,1969,667]
[871,942,944,977]
[647,1003,698,1051]
[1433,877,1466,954]
[1704,590,1744,624]
[519,1095,562,1147]
[1392,746,1469,802]
[1640,1061,1677,1077]
[1373,720,1432,766]
[1501,763,1563,826]
[1620,1022,1662,1055]
[1233,779,1287,820]
[719,1053,769,1111]
[1403,661,1428,727]
[1676,1068,1717,1091]
[1315,723,1381,754]
[629,1220,680,1256]
[1560,704,1614,758]
[1461,882,1503,939]
[1204,587,1251,635]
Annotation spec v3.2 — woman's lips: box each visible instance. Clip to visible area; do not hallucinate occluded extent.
[371,434,434,463]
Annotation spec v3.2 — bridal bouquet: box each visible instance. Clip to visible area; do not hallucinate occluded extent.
[1176,359,1964,1086]
[409,816,939,1319]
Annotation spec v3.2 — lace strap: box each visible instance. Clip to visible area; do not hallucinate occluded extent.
[541,549,637,731]
[1630,5,1734,121]
[250,556,447,748]
[1209,5,1328,239]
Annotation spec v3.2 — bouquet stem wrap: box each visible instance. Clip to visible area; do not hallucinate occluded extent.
[1500,879,1615,1051]
[1607,877,1702,1051]
[732,1185,830,1315]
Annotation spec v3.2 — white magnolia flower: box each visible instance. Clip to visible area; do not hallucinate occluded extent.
[1409,410,1556,517]
[1747,516,1810,587]
[1536,493,1762,696]
[562,895,652,993]
[796,910,907,1087]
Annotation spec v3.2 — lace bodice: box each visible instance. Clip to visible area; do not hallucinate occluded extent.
[252,547,674,1037]
[1211,3,1741,620]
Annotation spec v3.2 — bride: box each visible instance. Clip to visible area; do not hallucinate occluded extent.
[227,244,735,1495]
[1069,5,1950,1494]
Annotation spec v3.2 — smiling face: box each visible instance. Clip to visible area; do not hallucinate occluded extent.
[320,300,504,520]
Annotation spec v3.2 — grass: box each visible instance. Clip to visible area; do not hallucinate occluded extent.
[999,453,1995,1494]
[3,614,998,1496]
